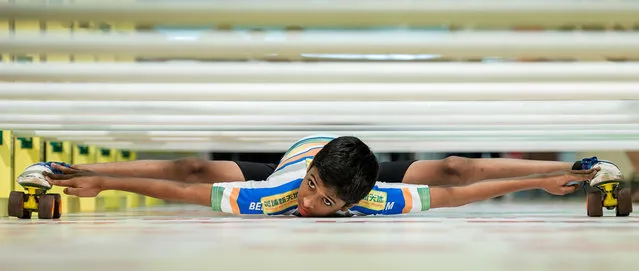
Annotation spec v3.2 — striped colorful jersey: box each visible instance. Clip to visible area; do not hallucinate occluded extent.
[210,135,431,216]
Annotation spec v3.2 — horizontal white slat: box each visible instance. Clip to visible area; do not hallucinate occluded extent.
[52,140,639,153]
[3,31,639,59]
[2,1,638,27]
[6,124,639,134]
[12,129,639,139]
[0,101,635,115]
[12,129,638,151]
[3,62,639,83]
[8,124,639,135]
[1,82,638,101]
[1,114,637,126]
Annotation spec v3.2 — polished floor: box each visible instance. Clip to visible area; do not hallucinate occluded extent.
[1,201,637,271]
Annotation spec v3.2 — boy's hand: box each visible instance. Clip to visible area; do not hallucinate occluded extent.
[537,169,599,195]
[44,165,106,197]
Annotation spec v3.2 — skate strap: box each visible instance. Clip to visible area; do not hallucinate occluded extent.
[577,156,600,170]
[30,162,74,175]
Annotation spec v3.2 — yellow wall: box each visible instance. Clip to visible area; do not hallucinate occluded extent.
[13,19,42,63]
[44,20,72,62]
[72,21,97,62]
[0,17,8,65]
[0,131,13,217]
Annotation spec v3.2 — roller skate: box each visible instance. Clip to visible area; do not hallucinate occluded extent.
[577,157,633,217]
[8,162,70,219]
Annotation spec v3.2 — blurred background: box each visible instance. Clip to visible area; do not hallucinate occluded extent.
[1,0,639,215]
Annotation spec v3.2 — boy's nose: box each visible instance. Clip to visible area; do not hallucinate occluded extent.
[303,197,314,209]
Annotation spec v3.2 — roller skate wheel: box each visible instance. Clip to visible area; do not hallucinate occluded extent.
[587,191,603,217]
[8,191,32,219]
[51,194,62,219]
[38,194,56,219]
[616,188,633,217]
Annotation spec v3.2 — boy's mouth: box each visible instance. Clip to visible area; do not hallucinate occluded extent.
[298,206,310,217]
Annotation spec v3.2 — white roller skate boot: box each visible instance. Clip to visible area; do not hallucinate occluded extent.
[16,162,70,190]
[576,157,624,187]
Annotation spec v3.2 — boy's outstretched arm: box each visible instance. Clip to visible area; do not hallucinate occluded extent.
[429,168,598,209]
[403,157,574,186]
[44,168,212,206]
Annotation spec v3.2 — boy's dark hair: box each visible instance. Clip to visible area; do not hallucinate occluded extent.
[311,136,379,206]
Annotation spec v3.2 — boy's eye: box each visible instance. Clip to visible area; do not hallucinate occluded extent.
[323,198,332,206]
[308,179,315,189]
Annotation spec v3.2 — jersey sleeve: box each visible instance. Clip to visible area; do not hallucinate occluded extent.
[348,182,431,216]
[210,178,303,216]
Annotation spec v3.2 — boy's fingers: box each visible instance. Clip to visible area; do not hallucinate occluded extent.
[52,163,78,174]
[46,177,74,187]
[63,187,80,196]
[561,186,577,194]
[43,172,74,180]
[570,172,597,180]
[571,168,598,175]
[65,188,98,197]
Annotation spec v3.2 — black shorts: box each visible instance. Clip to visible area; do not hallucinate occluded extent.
[378,160,416,183]
[234,161,278,181]
[234,160,416,183]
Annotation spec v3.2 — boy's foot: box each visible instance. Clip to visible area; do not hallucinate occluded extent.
[16,162,71,190]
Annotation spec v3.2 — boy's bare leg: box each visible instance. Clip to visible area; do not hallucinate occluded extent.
[626,151,639,202]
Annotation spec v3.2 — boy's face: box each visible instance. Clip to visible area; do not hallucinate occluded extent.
[297,166,352,217]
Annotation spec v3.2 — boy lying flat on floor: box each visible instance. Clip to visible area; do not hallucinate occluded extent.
[18,135,621,217]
